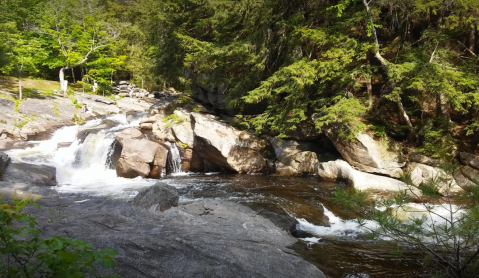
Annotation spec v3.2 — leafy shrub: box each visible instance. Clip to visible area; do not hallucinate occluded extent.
[0,193,118,278]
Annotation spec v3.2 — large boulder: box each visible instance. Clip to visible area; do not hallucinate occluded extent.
[318,160,419,195]
[407,163,463,195]
[132,182,179,212]
[30,195,325,278]
[191,113,273,174]
[454,165,479,188]
[0,152,11,179]
[459,152,479,170]
[269,138,320,175]
[171,110,194,148]
[324,129,405,178]
[115,128,161,178]
[2,162,56,186]
[409,152,443,167]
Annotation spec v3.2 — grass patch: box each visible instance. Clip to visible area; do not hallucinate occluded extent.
[0,77,61,97]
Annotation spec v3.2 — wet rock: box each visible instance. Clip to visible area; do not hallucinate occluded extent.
[132,182,179,212]
[274,162,298,176]
[116,129,162,178]
[30,197,326,278]
[318,160,419,195]
[3,162,56,186]
[243,202,299,232]
[0,152,11,179]
[324,129,405,178]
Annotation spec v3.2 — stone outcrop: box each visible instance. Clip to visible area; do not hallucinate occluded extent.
[269,138,321,175]
[0,91,152,143]
[454,165,479,188]
[0,181,325,278]
[407,163,463,194]
[409,152,443,167]
[132,182,179,212]
[115,128,163,178]
[318,160,419,195]
[111,81,150,98]
[191,112,273,173]
[0,152,11,179]
[170,110,194,148]
[2,163,56,186]
[459,152,479,170]
[324,129,405,178]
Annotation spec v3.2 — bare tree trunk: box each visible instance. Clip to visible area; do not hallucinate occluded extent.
[18,75,22,100]
[470,24,477,54]
[71,68,76,83]
[366,52,373,109]
[59,67,68,93]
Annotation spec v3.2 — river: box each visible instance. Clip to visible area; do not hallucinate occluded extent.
[5,113,430,277]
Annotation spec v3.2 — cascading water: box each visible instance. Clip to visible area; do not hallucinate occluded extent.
[165,141,182,174]
[7,113,156,198]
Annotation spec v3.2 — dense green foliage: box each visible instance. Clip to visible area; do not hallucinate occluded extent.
[1,0,479,148]
[0,193,118,278]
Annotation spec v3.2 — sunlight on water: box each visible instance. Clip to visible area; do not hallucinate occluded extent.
[296,207,377,238]
[7,113,155,198]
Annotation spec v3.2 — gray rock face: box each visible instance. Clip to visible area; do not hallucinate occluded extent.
[459,152,479,170]
[15,186,325,278]
[0,152,11,179]
[409,152,443,167]
[407,163,463,194]
[324,129,405,178]
[454,165,479,188]
[111,81,150,98]
[318,160,419,195]
[269,138,320,175]
[191,112,273,173]
[115,128,161,178]
[132,182,179,212]
[3,162,56,186]
[171,110,194,147]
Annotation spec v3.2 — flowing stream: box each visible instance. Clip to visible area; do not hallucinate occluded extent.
[5,114,431,277]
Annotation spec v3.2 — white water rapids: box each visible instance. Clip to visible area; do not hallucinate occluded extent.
[6,113,158,198]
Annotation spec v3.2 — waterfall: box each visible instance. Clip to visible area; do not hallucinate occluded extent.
[165,141,182,174]
[6,113,155,198]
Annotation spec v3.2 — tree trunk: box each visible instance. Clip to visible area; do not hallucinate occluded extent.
[72,68,76,83]
[470,24,477,54]
[366,52,373,109]
[18,64,23,100]
[59,67,69,93]
[18,76,22,100]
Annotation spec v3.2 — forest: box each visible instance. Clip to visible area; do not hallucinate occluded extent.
[1,0,479,156]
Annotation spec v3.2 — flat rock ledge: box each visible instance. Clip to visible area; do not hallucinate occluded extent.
[1,183,325,278]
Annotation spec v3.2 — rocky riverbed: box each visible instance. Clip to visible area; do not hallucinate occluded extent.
[0,175,325,277]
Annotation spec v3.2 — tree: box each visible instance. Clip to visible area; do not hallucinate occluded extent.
[38,0,117,92]
[0,23,45,99]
